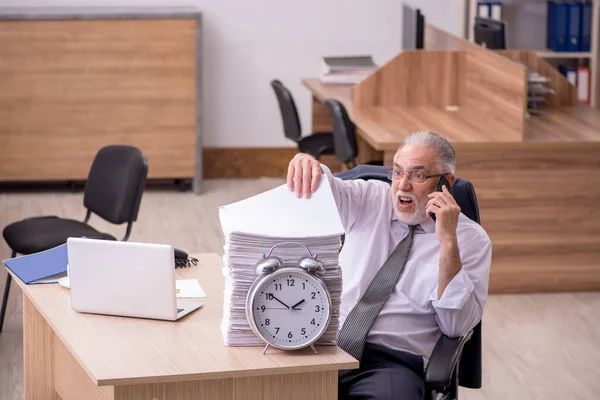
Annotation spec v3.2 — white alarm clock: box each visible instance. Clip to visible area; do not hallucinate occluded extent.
[246,242,332,354]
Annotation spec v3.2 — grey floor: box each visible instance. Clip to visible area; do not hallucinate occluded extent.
[0,178,599,400]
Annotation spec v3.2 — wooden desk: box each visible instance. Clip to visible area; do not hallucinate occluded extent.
[302,76,600,294]
[9,253,357,400]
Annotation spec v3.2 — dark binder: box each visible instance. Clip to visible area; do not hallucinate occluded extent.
[548,0,569,51]
[567,1,582,51]
[3,244,68,284]
[580,1,592,52]
[547,0,555,50]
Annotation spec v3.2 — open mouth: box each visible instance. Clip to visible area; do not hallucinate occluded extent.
[397,196,414,209]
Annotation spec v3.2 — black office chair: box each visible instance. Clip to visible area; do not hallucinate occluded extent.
[335,164,483,400]
[270,80,335,159]
[0,145,148,333]
[324,98,383,169]
[323,98,358,169]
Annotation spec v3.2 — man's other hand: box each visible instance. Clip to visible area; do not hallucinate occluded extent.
[287,153,322,198]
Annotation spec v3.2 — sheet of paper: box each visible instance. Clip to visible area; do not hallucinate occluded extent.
[176,279,206,298]
[219,175,344,238]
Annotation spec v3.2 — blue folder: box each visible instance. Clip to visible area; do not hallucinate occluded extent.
[548,0,569,51]
[567,1,582,51]
[3,244,68,284]
[580,1,592,52]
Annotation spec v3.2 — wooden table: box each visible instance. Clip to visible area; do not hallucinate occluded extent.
[302,78,600,294]
[9,253,357,400]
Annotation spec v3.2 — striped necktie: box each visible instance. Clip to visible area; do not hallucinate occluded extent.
[337,225,417,375]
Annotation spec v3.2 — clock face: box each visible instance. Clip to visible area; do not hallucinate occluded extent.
[247,267,331,350]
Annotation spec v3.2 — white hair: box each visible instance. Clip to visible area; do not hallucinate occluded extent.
[394,131,456,174]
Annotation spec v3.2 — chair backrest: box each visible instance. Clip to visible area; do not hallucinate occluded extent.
[323,99,357,165]
[83,145,148,225]
[334,164,483,389]
[270,80,302,143]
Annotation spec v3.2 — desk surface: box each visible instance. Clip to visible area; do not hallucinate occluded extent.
[9,253,356,387]
[302,78,600,148]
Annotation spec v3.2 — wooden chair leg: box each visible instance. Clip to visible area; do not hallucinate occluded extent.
[0,250,16,333]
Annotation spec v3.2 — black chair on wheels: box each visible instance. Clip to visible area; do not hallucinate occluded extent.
[324,98,383,169]
[270,80,335,160]
[0,145,148,333]
[336,164,483,400]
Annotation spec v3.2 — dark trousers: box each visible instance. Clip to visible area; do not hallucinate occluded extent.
[339,343,425,400]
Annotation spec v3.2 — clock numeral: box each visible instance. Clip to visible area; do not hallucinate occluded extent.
[266,293,274,300]
[260,305,266,312]
[275,327,280,334]
[275,284,282,291]
[301,328,306,335]
[311,292,316,299]
[287,279,295,287]
[315,305,321,312]
[265,319,270,325]
[302,283,306,290]
[288,331,293,338]
[310,319,316,325]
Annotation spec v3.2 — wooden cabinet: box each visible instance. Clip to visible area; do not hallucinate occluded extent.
[0,8,203,192]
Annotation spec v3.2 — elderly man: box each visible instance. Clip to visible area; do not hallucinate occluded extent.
[287,131,491,400]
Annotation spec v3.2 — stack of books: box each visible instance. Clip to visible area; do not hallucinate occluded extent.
[320,55,378,85]
[219,178,344,347]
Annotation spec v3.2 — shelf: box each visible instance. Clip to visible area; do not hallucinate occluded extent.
[535,50,593,59]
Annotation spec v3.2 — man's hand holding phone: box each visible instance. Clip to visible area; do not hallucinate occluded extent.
[427,179,460,245]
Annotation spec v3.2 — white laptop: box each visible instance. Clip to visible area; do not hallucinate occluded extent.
[66,237,202,321]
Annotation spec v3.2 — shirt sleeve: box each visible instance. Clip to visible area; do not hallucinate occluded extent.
[320,164,374,232]
[428,227,492,338]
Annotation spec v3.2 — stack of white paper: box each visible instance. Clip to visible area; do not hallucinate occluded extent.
[219,178,344,347]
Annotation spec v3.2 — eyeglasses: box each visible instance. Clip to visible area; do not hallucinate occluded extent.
[386,168,448,183]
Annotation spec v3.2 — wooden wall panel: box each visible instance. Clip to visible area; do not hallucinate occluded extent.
[0,19,197,181]
[424,23,481,51]
[354,51,464,109]
[497,50,578,107]
[203,148,341,179]
[463,50,527,141]
[454,143,600,293]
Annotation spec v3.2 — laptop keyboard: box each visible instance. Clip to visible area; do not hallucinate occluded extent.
[177,308,184,313]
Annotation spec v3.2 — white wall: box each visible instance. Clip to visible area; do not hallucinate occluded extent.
[412,0,467,38]
[4,0,463,148]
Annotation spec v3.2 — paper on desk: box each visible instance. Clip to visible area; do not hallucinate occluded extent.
[219,175,344,238]
[176,279,206,298]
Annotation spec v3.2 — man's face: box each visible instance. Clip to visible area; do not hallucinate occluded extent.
[390,145,452,225]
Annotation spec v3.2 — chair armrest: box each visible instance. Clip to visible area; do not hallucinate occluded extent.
[314,144,332,158]
[425,330,473,391]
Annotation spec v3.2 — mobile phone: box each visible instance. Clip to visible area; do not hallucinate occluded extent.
[430,176,454,222]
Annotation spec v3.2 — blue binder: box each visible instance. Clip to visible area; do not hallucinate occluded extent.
[3,244,68,284]
[547,0,555,50]
[477,2,491,18]
[548,0,569,51]
[580,1,592,52]
[567,1,582,51]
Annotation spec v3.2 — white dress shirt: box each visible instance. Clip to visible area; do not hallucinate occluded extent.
[322,165,491,362]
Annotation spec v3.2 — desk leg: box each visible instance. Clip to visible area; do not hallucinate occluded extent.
[113,371,338,400]
[23,296,56,400]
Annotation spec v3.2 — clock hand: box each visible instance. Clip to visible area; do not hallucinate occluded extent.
[269,294,291,309]
[291,299,305,310]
